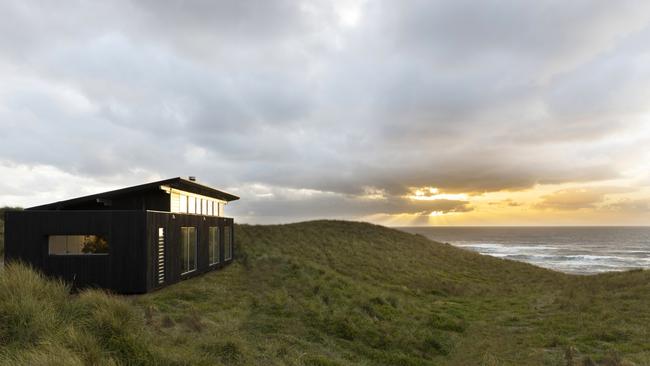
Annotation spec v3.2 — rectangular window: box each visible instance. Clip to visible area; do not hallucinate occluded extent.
[180,227,197,274]
[224,226,232,260]
[208,201,214,216]
[202,199,208,215]
[188,196,196,214]
[218,203,225,217]
[170,192,180,212]
[48,235,109,255]
[208,226,220,265]
[179,194,187,213]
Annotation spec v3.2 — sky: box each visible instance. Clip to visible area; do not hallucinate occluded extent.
[0,0,649,226]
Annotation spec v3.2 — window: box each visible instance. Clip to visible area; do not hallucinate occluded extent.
[208,201,214,216]
[202,199,208,215]
[209,226,220,265]
[188,196,196,214]
[180,227,197,274]
[218,203,225,217]
[170,192,179,212]
[179,194,187,213]
[48,235,109,255]
[224,226,232,260]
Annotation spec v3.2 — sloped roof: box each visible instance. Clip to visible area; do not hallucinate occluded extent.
[27,177,239,210]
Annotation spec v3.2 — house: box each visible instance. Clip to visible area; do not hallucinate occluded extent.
[3,177,239,294]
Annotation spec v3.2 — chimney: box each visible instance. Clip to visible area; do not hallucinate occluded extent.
[188,176,196,182]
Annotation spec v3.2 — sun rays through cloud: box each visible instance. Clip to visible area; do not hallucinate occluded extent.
[0,1,648,226]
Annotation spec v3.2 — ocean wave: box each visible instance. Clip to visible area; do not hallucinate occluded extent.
[451,242,650,274]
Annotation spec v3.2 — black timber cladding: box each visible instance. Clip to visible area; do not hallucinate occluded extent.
[145,212,234,292]
[3,177,238,294]
[4,210,148,293]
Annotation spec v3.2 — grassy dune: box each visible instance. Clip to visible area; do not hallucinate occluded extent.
[0,214,5,256]
[1,220,650,365]
[0,217,4,257]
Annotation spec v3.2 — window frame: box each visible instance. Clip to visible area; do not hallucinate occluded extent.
[47,234,110,256]
[179,194,188,213]
[188,196,196,214]
[208,226,220,266]
[224,225,233,261]
[180,227,197,275]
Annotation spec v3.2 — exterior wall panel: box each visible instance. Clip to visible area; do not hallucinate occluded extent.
[4,210,147,293]
[3,210,236,294]
[144,211,235,292]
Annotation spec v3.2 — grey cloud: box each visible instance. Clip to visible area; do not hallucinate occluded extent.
[0,1,649,221]
[227,184,471,223]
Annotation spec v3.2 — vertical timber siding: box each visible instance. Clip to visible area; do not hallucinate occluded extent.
[145,212,235,292]
[4,210,235,294]
[4,210,148,293]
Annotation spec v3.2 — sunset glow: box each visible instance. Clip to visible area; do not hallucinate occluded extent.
[0,1,648,227]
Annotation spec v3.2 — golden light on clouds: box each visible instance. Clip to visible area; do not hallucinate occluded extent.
[364,180,650,227]
[407,187,469,201]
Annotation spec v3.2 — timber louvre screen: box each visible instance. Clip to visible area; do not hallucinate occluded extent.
[157,227,165,284]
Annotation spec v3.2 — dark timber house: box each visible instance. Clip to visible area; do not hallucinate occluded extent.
[3,177,239,294]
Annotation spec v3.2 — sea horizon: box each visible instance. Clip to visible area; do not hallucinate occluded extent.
[398,226,650,275]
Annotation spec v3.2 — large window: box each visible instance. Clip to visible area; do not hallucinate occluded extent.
[209,226,220,265]
[48,235,109,255]
[224,226,232,260]
[180,227,197,274]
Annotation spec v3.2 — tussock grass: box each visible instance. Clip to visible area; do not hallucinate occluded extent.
[1,220,650,365]
[0,263,158,365]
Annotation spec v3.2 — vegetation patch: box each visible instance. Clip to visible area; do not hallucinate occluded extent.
[1,220,650,365]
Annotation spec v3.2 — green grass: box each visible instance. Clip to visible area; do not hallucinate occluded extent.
[0,216,3,257]
[2,220,650,365]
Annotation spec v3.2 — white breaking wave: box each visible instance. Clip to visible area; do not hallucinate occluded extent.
[401,226,650,274]
[451,242,650,274]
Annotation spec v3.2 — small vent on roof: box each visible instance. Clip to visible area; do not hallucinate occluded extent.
[188,176,196,182]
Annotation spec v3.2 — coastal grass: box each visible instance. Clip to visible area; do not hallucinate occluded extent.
[1,220,650,365]
[0,216,3,257]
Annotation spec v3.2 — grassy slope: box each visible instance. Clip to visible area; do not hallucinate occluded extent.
[1,220,650,365]
[0,216,3,256]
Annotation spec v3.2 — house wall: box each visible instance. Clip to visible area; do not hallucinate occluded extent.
[144,212,235,292]
[4,210,148,293]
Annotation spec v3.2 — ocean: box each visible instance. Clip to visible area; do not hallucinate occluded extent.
[398,226,650,275]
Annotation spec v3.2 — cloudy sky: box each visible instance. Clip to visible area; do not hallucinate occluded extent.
[1,0,649,226]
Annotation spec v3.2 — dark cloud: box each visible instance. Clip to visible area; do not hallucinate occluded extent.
[0,0,649,221]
